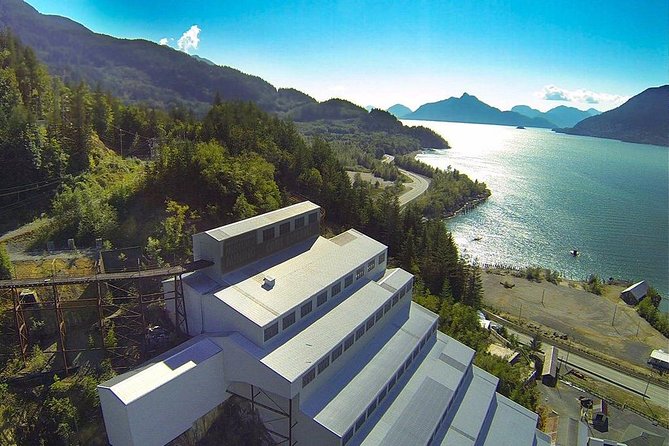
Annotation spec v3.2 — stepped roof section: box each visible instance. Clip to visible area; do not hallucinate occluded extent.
[212,228,386,328]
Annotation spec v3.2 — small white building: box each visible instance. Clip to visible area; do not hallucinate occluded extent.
[620,281,649,305]
[98,201,549,446]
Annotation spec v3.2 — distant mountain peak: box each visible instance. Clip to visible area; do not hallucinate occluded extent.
[387,104,412,118]
[555,85,669,146]
[406,95,555,128]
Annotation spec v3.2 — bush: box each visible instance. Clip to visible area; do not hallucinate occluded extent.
[584,274,604,295]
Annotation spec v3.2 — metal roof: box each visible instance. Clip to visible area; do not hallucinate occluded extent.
[650,349,669,363]
[99,337,222,405]
[481,393,538,446]
[259,279,395,381]
[621,280,649,299]
[357,328,475,446]
[439,367,499,446]
[302,303,439,437]
[213,229,386,327]
[203,201,320,241]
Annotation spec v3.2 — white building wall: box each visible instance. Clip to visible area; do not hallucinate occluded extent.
[202,296,265,345]
[192,232,222,278]
[99,390,133,446]
[212,335,293,398]
[122,353,227,446]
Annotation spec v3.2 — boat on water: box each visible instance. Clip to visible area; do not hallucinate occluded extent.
[473,236,482,241]
[570,249,579,257]
[516,126,526,129]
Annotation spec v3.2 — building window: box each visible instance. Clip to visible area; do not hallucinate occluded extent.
[302,368,316,387]
[301,300,313,318]
[399,287,406,298]
[392,294,399,306]
[355,325,365,340]
[366,317,375,331]
[282,311,296,329]
[344,334,354,351]
[331,282,341,297]
[355,414,366,431]
[295,216,305,229]
[405,357,412,370]
[262,227,275,242]
[378,252,386,264]
[397,367,404,379]
[279,222,290,236]
[388,375,396,389]
[367,400,377,418]
[317,356,330,374]
[355,267,364,280]
[343,428,354,445]
[317,291,328,307]
[332,344,343,362]
[378,387,387,403]
[367,260,375,272]
[308,212,317,224]
[264,322,279,342]
[375,309,384,322]
[344,274,353,288]
[384,301,391,314]
[413,347,419,360]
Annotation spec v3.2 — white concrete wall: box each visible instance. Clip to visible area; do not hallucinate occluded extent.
[99,389,133,446]
[202,296,265,345]
[213,335,293,398]
[123,352,228,446]
[192,232,221,279]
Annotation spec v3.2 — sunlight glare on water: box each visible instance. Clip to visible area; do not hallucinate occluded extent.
[403,120,669,311]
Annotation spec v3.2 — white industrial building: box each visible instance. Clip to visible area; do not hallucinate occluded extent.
[98,201,550,446]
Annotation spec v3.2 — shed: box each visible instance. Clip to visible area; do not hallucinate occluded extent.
[541,346,558,386]
[648,349,669,371]
[621,424,665,446]
[620,281,649,305]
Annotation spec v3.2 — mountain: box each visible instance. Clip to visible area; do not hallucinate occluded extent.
[191,54,217,66]
[0,0,309,115]
[512,105,600,128]
[387,104,412,118]
[406,93,556,128]
[555,86,669,146]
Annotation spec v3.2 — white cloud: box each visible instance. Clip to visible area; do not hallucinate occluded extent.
[538,85,629,105]
[159,38,169,46]
[177,25,201,54]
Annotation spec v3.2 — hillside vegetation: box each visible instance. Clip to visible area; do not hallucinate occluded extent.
[0,31,544,444]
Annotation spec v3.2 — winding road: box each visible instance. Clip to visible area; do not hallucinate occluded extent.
[382,155,431,207]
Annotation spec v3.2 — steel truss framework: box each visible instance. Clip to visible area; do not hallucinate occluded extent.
[228,384,297,446]
[1,260,210,375]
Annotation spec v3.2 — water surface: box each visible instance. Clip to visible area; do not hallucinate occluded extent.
[403,120,669,310]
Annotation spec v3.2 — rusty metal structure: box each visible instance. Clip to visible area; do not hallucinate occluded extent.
[0,260,211,375]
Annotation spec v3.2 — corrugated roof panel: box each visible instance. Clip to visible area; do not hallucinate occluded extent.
[203,201,320,241]
[303,303,437,436]
[260,281,393,380]
[104,338,222,405]
[381,377,453,445]
[481,394,538,446]
[213,230,386,326]
[440,367,498,445]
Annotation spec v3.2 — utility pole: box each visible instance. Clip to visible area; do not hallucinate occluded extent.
[611,305,617,326]
[541,289,546,306]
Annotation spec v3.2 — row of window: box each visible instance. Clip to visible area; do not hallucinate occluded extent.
[302,277,414,391]
[428,358,458,446]
[263,252,388,343]
[260,212,319,243]
[341,316,434,446]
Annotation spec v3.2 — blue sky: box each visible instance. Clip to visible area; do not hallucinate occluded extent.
[25,0,669,112]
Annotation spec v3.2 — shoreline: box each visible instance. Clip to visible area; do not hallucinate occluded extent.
[444,194,489,219]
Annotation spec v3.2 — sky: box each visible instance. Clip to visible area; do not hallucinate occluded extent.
[24,0,669,112]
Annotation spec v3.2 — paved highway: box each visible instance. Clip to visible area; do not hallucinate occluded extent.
[507,328,669,407]
[382,154,432,207]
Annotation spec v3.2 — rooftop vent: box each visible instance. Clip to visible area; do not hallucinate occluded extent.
[263,276,276,290]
